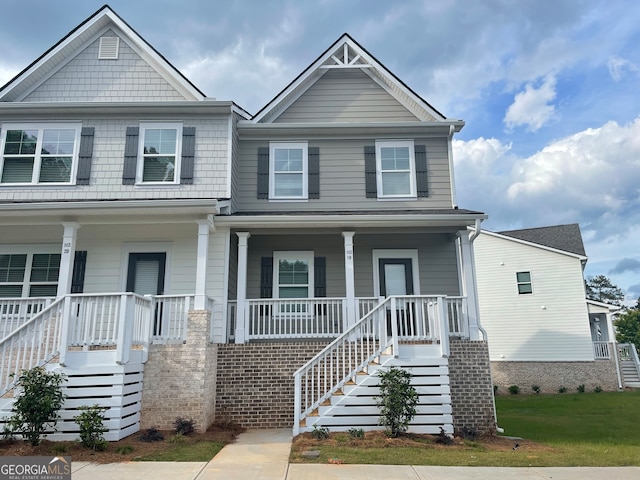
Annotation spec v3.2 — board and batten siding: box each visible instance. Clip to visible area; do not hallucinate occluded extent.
[0,117,230,203]
[23,30,187,102]
[474,233,594,362]
[236,232,460,300]
[234,137,453,212]
[273,69,420,123]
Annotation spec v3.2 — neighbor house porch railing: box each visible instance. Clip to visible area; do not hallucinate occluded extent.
[228,295,469,342]
[618,343,640,366]
[593,341,612,359]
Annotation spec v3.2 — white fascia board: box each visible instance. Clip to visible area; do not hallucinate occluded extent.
[586,299,621,313]
[480,229,588,261]
[216,212,487,229]
[0,101,235,117]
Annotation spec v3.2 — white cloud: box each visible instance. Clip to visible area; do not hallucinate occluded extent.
[0,64,19,87]
[504,76,557,131]
[607,56,638,82]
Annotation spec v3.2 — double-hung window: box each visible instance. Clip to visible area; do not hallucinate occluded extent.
[516,271,533,294]
[138,123,182,184]
[273,252,314,299]
[269,142,308,199]
[0,124,80,184]
[0,253,60,298]
[375,140,416,198]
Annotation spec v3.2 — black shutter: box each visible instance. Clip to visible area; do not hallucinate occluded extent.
[257,147,269,199]
[364,145,377,198]
[76,127,94,185]
[308,146,320,199]
[71,251,87,294]
[415,144,428,197]
[260,257,273,298]
[180,127,196,184]
[314,257,326,297]
[122,127,139,185]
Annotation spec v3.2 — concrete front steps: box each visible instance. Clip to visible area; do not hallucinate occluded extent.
[621,360,640,388]
[302,344,453,434]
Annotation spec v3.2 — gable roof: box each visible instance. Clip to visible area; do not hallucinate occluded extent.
[252,33,459,125]
[498,224,586,257]
[0,4,206,102]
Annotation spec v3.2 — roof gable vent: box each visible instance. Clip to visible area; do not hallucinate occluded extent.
[99,36,120,60]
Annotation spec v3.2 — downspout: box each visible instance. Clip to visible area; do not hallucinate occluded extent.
[468,220,504,433]
[448,125,458,208]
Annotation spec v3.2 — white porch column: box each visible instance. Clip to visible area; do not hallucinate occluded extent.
[457,230,481,340]
[342,231,356,330]
[235,232,251,343]
[194,218,213,310]
[56,222,80,297]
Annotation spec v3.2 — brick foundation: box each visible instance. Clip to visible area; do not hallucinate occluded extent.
[491,359,620,395]
[448,340,496,435]
[140,310,217,432]
[215,342,328,429]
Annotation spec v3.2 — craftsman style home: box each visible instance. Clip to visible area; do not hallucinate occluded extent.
[0,5,495,440]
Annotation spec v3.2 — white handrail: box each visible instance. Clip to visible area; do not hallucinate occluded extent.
[593,341,611,359]
[150,294,194,343]
[293,297,395,435]
[0,297,65,396]
[0,297,54,339]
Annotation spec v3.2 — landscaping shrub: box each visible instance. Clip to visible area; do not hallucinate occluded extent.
[4,367,66,446]
[376,367,418,437]
[74,404,108,451]
[577,384,586,393]
[348,428,365,439]
[594,386,603,393]
[173,417,196,436]
[508,385,520,395]
[531,385,541,394]
[558,386,567,393]
[139,428,164,442]
[311,424,329,440]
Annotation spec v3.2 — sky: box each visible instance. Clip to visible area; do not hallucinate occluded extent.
[0,0,639,303]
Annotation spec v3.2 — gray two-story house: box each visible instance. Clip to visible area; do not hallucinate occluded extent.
[0,5,495,439]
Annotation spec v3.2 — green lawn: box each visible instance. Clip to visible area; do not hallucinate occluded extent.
[290,390,640,466]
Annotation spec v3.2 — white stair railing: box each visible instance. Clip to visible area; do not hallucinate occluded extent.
[293,297,396,435]
[0,297,54,340]
[0,297,65,396]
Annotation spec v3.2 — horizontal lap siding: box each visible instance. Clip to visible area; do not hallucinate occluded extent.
[274,69,420,123]
[235,137,453,211]
[474,234,594,362]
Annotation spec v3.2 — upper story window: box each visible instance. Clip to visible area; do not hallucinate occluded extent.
[137,123,182,184]
[516,271,533,294]
[0,124,81,185]
[375,140,416,198]
[269,142,308,199]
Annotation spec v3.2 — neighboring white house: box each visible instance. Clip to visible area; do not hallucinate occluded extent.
[474,224,630,393]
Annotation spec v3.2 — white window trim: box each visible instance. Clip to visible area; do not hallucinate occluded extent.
[269,142,308,200]
[136,122,183,185]
[273,251,314,299]
[0,123,81,186]
[0,245,60,298]
[375,139,416,199]
[516,271,533,295]
[372,249,420,297]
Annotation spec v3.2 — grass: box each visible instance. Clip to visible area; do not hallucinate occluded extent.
[290,389,640,466]
[134,440,227,461]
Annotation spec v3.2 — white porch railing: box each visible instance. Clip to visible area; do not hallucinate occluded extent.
[150,295,194,343]
[0,297,55,340]
[593,341,612,359]
[619,343,640,365]
[247,298,346,340]
[0,297,65,395]
[292,295,452,435]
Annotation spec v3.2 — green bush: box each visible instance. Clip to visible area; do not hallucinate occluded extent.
[531,385,541,394]
[74,405,108,451]
[508,385,520,395]
[558,386,567,393]
[139,427,164,442]
[348,427,365,439]
[4,367,66,446]
[310,424,329,440]
[376,367,418,437]
[594,386,603,393]
[577,384,586,393]
[173,417,196,436]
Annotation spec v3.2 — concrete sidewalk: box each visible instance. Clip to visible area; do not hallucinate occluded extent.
[70,429,640,480]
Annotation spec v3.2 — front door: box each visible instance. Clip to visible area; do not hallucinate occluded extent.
[126,253,166,334]
[379,258,416,336]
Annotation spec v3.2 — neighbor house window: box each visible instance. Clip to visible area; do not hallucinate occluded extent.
[516,271,532,294]
[138,123,182,183]
[0,124,80,184]
[269,142,308,199]
[0,253,60,298]
[273,252,314,299]
[375,140,416,198]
